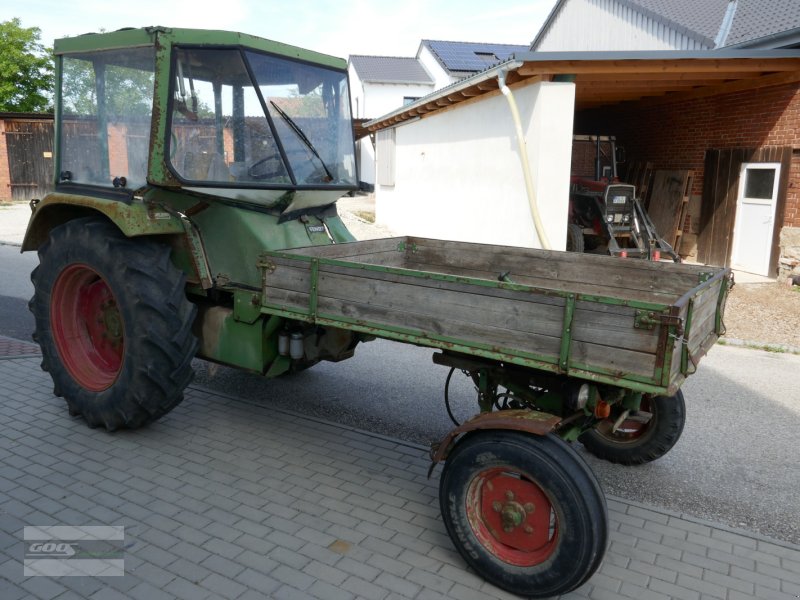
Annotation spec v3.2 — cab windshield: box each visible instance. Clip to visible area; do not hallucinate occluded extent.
[169,47,356,189]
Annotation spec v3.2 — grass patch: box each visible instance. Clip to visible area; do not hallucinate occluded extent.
[718,338,800,355]
[354,210,375,223]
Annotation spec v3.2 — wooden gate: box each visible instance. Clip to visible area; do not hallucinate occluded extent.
[697,146,791,275]
[5,119,54,201]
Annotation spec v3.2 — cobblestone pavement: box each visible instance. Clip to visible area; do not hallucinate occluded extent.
[1,354,799,600]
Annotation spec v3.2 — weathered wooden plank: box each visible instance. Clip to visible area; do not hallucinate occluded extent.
[319,263,567,309]
[697,149,720,264]
[572,304,660,355]
[316,271,567,338]
[403,259,684,304]
[409,236,711,277]
[409,236,710,279]
[686,283,723,347]
[688,310,718,356]
[262,287,310,312]
[410,243,701,300]
[571,340,657,379]
[263,264,312,295]
[283,237,404,258]
[316,296,563,358]
[648,170,692,247]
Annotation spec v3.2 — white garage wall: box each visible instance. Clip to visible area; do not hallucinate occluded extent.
[375,80,576,250]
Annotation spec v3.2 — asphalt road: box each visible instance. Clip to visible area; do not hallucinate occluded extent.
[2,243,799,545]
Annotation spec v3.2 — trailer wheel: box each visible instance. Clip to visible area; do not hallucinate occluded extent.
[439,431,607,598]
[29,217,198,430]
[580,391,686,465]
[566,223,585,253]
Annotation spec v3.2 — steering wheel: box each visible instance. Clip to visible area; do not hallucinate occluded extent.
[247,154,284,180]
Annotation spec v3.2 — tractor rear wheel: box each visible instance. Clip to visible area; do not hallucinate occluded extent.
[579,391,686,465]
[439,431,607,597]
[29,217,198,430]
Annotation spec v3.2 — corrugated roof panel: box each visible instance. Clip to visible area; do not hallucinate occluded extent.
[423,40,530,74]
[349,55,434,84]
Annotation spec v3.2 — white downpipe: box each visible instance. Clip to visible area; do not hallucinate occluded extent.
[498,70,552,250]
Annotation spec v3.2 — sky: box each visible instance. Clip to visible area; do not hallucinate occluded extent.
[9,0,558,59]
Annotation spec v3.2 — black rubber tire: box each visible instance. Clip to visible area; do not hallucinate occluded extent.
[579,391,686,465]
[29,217,198,430]
[439,431,608,598]
[566,223,585,253]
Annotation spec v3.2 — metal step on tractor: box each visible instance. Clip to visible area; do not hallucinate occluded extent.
[22,27,730,598]
[568,134,679,261]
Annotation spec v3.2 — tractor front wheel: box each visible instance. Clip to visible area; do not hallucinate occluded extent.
[439,431,607,597]
[579,391,686,465]
[29,217,198,430]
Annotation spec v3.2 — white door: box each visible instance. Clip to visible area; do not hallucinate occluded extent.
[731,163,780,276]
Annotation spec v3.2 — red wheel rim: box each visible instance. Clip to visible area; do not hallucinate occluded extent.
[51,263,124,391]
[466,467,558,567]
[596,398,654,442]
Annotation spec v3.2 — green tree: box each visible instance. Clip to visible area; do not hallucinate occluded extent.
[0,18,53,112]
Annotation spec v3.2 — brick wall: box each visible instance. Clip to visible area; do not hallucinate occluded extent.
[576,82,800,228]
[0,120,11,201]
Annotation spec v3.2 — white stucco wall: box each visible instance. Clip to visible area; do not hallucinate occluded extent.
[360,82,433,119]
[349,64,434,185]
[535,0,709,51]
[375,81,576,250]
[417,45,458,90]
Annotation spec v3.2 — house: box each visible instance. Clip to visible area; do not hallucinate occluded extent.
[349,41,529,188]
[417,40,530,88]
[365,2,800,280]
[532,0,800,51]
[366,49,800,279]
[348,56,435,187]
[529,0,800,278]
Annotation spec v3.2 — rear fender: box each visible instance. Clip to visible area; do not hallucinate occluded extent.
[428,409,562,477]
[21,193,185,251]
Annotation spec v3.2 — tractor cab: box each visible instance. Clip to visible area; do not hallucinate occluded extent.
[53,27,357,214]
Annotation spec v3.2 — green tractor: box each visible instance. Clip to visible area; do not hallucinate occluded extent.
[23,27,730,598]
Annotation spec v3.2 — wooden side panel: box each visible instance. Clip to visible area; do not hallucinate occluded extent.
[571,301,660,378]
[315,265,565,358]
[260,237,730,388]
[262,257,311,312]
[648,170,692,248]
[686,278,724,354]
[406,238,704,301]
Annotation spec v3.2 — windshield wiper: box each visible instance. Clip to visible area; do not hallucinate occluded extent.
[269,101,334,182]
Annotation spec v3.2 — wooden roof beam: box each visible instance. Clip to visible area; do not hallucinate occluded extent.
[638,69,800,107]
[575,71,767,82]
[518,58,800,77]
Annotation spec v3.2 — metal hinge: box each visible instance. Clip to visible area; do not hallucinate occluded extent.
[634,310,684,334]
